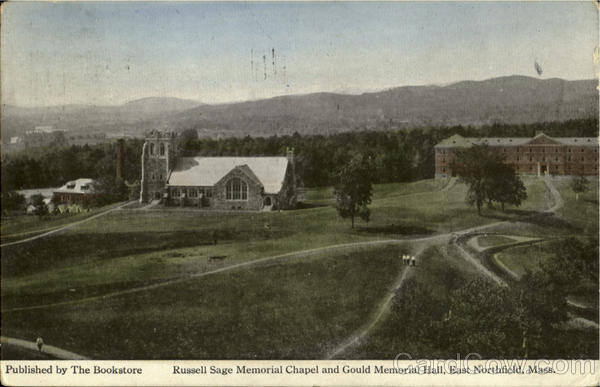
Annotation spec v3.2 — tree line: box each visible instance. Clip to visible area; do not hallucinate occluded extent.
[180,118,598,188]
[1,118,596,193]
[1,139,143,192]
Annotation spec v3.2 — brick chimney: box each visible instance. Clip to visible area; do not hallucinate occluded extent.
[116,138,125,180]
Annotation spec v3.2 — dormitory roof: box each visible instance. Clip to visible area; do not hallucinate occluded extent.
[167,157,289,194]
[435,133,599,148]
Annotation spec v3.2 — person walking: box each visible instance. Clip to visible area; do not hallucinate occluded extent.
[410,255,416,267]
[36,336,44,352]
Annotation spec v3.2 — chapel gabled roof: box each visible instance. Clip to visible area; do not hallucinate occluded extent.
[167,157,289,194]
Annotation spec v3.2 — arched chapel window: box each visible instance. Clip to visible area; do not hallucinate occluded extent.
[150,143,155,155]
[226,178,248,200]
[160,143,165,156]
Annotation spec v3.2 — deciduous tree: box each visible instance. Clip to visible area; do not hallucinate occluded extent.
[570,175,589,201]
[334,154,373,228]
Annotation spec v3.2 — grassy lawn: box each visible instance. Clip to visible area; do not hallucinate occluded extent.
[494,241,555,277]
[553,177,599,235]
[477,235,519,248]
[1,175,596,360]
[343,244,483,359]
[2,178,552,309]
[2,246,406,359]
[0,203,123,243]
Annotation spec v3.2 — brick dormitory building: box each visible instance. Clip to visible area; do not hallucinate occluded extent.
[434,133,599,178]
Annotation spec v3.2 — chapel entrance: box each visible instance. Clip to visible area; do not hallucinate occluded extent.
[263,196,273,211]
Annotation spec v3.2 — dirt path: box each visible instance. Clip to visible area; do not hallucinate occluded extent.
[0,201,133,248]
[326,254,420,359]
[451,177,564,284]
[2,238,415,313]
[0,336,89,360]
[0,215,503,314]
[453,242,506,286]
[543,176,564,213]
[441,177,457,192]
[491,253,520,280]
[466,234,541,253]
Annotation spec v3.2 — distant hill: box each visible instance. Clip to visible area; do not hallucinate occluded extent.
[120,97,203,114]
[2,76,597,139]
[1,97,204,138]
[161,76,597,136]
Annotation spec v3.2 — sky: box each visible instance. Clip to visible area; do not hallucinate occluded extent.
[1,1,598,107]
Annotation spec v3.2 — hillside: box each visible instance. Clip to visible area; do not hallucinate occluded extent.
[165,76,597,136]
[2,76,597,139]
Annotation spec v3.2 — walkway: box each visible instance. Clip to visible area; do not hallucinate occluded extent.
[326,262,414,359]
[0,201,133,248]
[0,336,89,360]
[2,239,413,313]
[441,177,457,192]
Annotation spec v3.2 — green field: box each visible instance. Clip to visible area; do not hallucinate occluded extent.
[477,235,518,248]
[494,241,555,277]
[554,177,599,234]
[3,246,406,359]
[0,203,120,243]
[1,176,597,359]
[1,178,550,309]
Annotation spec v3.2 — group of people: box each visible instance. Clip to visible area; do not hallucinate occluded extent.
[402,254,416,266]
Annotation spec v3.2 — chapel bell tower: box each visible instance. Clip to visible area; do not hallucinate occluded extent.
[140,130,177,203]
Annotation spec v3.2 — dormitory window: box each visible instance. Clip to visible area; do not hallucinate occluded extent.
[172,188,180,197]
[189,188,197,198]
[160,143,165,156]
[205,189,213,198]
[226,178,248,200]
[150,143,154,155]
